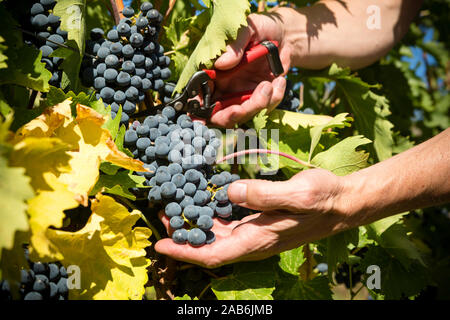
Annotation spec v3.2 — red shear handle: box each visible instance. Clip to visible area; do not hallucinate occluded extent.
[210,90,253,117]
[203,41,280,80]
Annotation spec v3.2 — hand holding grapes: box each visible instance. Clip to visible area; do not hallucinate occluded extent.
[155,168,351,268]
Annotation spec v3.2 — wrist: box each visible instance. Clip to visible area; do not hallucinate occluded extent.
[332,171,369,229]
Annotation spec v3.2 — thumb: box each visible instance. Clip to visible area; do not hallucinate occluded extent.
[214,25,253,70]
[227,179,299,211]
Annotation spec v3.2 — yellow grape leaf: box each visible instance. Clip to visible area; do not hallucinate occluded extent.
[47,195,151,300]
[27,173,79,261]
[9,137,72,192]
[14,100,147,206]
[0,157,34,251]
[13,99,72,140]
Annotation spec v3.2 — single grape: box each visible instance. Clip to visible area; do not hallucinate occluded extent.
[165,202,182,217]
[170,216,185,230]
[148,186,162,202]
[136,16,149,29]
[116,71,131,86]
[187,228,206,246]
[180,196,194,209]
[31,3,45,16]
[121,44,134,58]
[104,68,118,83]
[199,206,214,218]
[172,228,188,244]
[114,90,126,104]
[24,291,43,300]
[169,186,182,200]
[197,215,214,231]
[161,181,177,199]
[132,53,145,67]
[155,170,171,185]
[185,169,201,183]
[205,231,216,244]
[214,189,229,204]
[107,29,119,42]
[129,33,144,48]
[124,130,138,147]
[216,203,232,218]
[136,137,151,151]
[31,14,48,30]
[193,190,208,206]
[184,205,200,221]
[183,182,197,197]
[122,60,135,74]
[122,6,135,18]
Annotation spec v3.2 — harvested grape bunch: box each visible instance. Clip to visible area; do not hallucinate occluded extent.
[125,105,250,246]
[25,0,67,88]
[80,2,172,127]
[0,246,69,301]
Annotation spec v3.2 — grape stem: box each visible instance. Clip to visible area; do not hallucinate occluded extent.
[216,149,318,168]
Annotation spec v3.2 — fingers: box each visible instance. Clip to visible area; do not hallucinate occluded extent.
[154,223,249,268]
[227,178,301,212]
[214,24,254,71]
[209,76,286,128]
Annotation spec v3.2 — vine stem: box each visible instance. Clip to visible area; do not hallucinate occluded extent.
[110,0,122,25]
[28,90,38,109]
[216,149,318,168]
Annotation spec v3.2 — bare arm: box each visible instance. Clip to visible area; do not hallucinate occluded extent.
[339,128,450,228]
[282,0,424,69]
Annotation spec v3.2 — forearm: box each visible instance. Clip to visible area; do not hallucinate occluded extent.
[273,0,423,70]
[337,129,450,227]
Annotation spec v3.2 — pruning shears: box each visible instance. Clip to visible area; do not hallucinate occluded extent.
[166,40,284,119]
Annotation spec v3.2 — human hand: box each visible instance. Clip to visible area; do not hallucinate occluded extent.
[207,12,294,128]
[154,168,354,268]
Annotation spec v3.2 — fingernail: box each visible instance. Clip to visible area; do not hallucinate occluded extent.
[261,84,272,97]
[228,182,247,203]
[274,77,285,89]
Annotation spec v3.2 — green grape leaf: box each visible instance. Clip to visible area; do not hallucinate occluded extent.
[53,0,86,55]
[211,259,277,300]
[0,35,7,69]
[299,64,394,161]
[308,113,351,162]
[273,275,332,300]
[367,222,425,268]
[174,0,250,93]
[0,157,34,251]
[50,40,82,91]
[0,230,30,294]
[0,45,52,92]
[320,228,360,278]
[90,170,147,200]
[252,110,352,173]
[85,0,115,34]
[358,245,429,299]
[278,246,305,276]
[311,135,371,175]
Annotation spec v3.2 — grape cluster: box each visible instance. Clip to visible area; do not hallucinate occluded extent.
[26,0,67,87]
[80,2,172,127]
[0,247,69,301]
[125,105,246,246]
